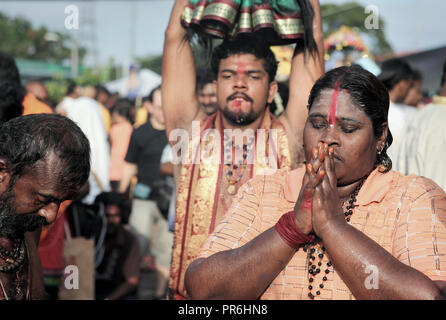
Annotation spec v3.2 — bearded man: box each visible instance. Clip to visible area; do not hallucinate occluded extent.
[0,114,90,300]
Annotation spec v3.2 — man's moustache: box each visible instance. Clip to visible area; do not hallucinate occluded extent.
[227,92,253,103]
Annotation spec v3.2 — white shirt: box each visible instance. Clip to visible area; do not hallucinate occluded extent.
[55,96,76,114]
[64,97,111,204]
[394,98,446,191]
[387,101,418,162]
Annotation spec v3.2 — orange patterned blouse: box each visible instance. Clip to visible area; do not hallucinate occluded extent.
[197,167,446,299]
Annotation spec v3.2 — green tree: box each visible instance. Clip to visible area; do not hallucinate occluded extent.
[137,55,162,75]
[0,12,86,64]
[46,74,70,104]
[321,2,393,55]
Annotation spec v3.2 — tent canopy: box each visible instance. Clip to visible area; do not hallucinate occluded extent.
[105,68,161,99]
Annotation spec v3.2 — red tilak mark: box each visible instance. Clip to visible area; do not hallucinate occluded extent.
[236,62,246,75]
[301,189,313,210]
[328,82,341,126]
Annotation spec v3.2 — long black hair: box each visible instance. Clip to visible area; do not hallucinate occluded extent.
[308,65,393,172]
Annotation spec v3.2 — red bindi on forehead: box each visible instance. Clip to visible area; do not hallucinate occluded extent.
[328,82,341,126]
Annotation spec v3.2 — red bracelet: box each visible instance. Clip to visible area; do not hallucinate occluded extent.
[275,211,315,249]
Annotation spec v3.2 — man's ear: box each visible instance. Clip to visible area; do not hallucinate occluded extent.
[267,81,278,105]
[0,158,11,194]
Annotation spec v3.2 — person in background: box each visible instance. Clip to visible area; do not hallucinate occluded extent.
[106,92,121,110]
[119,85,172,300]
[134,90,158,128]
[0,52,52,115]
[403,69,424,109]
[94,192,140,300]
[95,85,112,134]
[395,58,446,191]
[377,58,417,161]
[125,64,142,100]
[25,80,53,109]
[195,70,218,121]
[61,86,111,205]
[109,98,134,193]
[0,80,24,123]
[82,85,111,135]
[56,81,82,115]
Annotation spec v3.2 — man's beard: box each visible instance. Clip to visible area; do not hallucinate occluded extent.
[222,93,262,126]
[106,222,119,236]
[0,189,49,239]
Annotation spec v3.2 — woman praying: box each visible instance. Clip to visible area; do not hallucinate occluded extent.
[184,65,446,300]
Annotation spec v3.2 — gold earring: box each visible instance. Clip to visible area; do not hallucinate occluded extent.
[377,146,383,155]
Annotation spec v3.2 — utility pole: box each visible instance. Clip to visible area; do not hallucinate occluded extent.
[71,35,79,78]
[80,1,99,69]
[130,1,137,62]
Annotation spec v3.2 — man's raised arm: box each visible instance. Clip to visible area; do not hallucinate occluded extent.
[280,0,324,163]
[162,0,199,138]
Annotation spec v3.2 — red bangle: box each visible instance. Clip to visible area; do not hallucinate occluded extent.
[275,211,315,249]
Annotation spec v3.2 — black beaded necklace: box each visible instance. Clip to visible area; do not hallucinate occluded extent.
[304,177,367,300]
[0,239,25,273]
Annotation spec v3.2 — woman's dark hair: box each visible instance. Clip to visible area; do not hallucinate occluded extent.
[0,114,91,193]
[211,33,278,83]
[0,52,21,85]
[377,58,413,91]
[0,81,25,124]
[142,84,161,104]
[110,98,134,123]
[66,80,78,96]
[308,65,393,172]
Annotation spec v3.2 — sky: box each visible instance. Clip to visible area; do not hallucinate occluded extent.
[0,0,445,67]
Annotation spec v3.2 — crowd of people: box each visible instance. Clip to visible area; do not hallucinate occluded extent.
[0,0,446,300]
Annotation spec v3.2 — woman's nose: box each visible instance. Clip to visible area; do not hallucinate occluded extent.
[320,125,340,146]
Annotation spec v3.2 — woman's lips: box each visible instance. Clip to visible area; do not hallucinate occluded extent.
[333,154,343,162]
